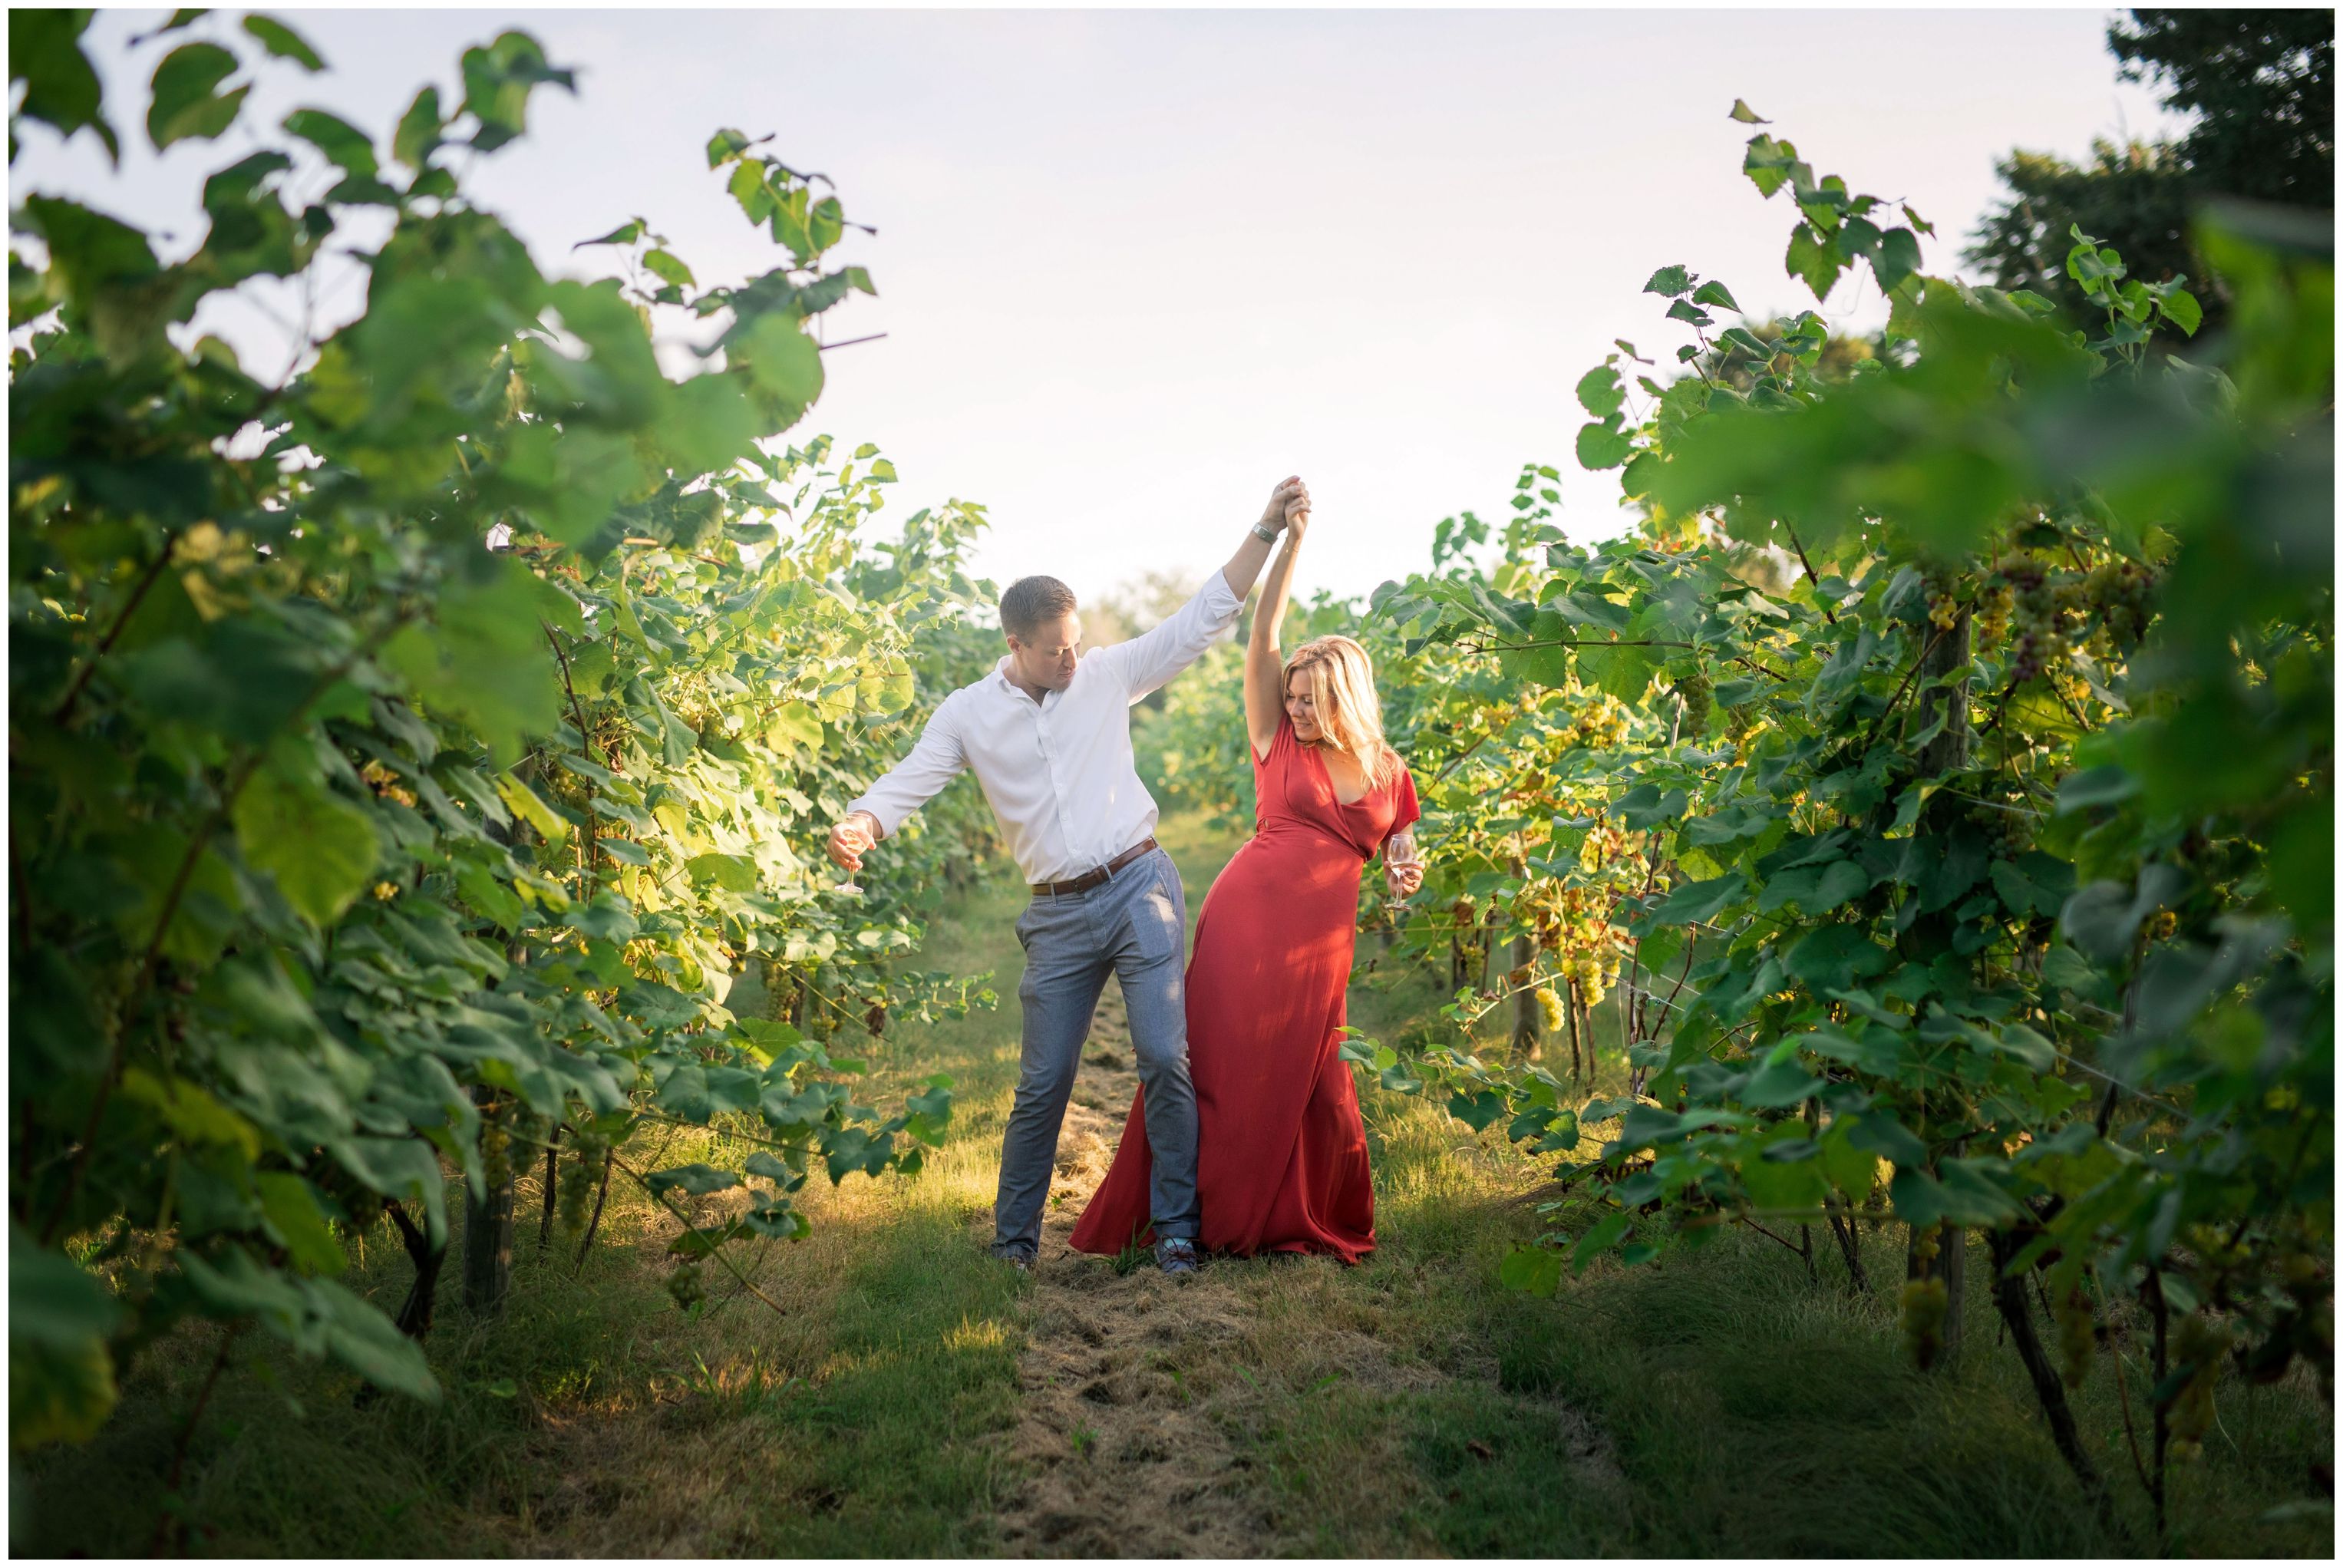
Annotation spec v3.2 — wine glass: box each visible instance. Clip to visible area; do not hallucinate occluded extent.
[834,820,868,896]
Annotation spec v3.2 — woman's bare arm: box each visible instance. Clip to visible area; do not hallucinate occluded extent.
[1245,507,1307,760]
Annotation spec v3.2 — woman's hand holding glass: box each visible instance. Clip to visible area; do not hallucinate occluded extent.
[1384,830,1425,900]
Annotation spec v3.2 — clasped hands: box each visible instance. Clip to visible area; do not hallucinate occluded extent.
[830,480,1315,875]
[1262,476,1312,539]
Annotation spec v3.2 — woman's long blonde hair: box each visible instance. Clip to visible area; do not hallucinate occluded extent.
[1284,635,1399,786]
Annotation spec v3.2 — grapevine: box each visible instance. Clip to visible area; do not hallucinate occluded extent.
[1135,99,2333,1541]
[8,11,1001,1448]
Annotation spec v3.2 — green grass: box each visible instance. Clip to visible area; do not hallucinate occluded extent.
[17,812,2331,1557]
[1160,810,2331,1558]
[15,867,1039,1558]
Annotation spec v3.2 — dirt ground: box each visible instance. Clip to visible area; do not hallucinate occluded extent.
[986,986,1619,1558]
[989,986,1271,1556]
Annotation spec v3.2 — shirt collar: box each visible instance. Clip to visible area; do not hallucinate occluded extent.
[992,655,1061,708]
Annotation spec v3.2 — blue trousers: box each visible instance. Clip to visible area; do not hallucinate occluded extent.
[993,846,1199,1258]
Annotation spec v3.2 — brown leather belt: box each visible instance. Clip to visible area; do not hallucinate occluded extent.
[1030,838,1160,897]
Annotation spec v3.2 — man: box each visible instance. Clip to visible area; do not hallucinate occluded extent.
[828,477,1311,1276]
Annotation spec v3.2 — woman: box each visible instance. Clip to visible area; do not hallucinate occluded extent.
[1070,500,1425,1264]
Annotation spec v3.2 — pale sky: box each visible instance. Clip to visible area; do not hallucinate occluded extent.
[14,6,2186,606]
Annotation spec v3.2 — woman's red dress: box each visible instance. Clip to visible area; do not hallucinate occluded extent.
[1069,718,1419,1263]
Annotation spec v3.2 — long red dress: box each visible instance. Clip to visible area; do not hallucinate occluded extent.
[1070,718,1419,1263]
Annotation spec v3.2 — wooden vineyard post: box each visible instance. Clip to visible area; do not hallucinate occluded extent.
[464,1170,515,1315]
[1942,1227,1966,1365]
[1510,934,1541,1061]
[538,1128,560,1248]
[1916,608,1973,777]
[1889,609,1975,1362]
[464,1086,514,1315]
[1913,613,1972,1363]
[1905,1222,1966,1368]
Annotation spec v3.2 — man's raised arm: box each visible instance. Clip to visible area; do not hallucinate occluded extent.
[1094,477,1310,701]
[828,697,969,871]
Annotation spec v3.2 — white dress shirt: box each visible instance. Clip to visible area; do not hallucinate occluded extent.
[847,569,1244,884]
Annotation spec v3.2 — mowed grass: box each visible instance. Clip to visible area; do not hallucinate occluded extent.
[1158,810,2333,1559]
[19,811,2332,1557]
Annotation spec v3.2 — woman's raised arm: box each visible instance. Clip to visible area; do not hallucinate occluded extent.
[1244,502,1307,760]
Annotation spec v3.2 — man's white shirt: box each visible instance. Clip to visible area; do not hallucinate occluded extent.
[846,569,1244,884]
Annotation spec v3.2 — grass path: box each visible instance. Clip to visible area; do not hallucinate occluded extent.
[988,984,1275,1556]
[988,977,1619,1557]
[17,814,2329,1557]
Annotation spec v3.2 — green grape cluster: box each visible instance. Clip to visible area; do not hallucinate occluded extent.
[1576,820,1643,876]
[1966,801,2033,857]
[1977,582,2015,643]
[1899,1277,1949,1370]
[1675,669,1713,735]
[1900,1227,1949,1370]
[2055,1286,2096,1389]
[1536,985,1568,1034]
[2165,1315,2233,1462]
[481,1118,512,1190]
[1995,554,2068,684]
[1566,692,1631,750]
[1980,549,2156,685]
[558,1129,611,1234]
[1518,881,1625,1008]
[1558,949,1621,1011]
[2081,559,2155,652]
[666,1259,705,1310]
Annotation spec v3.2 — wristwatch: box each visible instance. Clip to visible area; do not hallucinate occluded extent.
[1250,521,1280,543]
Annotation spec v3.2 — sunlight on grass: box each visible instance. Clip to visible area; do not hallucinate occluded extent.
[20,818,2330,1559]
[944,1317,1012,1353]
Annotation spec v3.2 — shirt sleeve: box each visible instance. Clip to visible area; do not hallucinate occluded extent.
[1379,762,1421,857]
[1091,567,1244,701]
[846,695,968,839]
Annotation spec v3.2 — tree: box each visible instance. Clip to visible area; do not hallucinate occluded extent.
[1963,140,2200,325]
[1965,8,2334,332]
[2110,8,2334,206]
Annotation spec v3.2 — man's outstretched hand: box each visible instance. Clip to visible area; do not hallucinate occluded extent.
[828,810,880,873]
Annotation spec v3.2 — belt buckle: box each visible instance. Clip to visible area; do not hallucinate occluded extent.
[1038,839,1151,899]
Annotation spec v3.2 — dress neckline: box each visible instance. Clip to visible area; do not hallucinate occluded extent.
[1304,737,1371,808]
